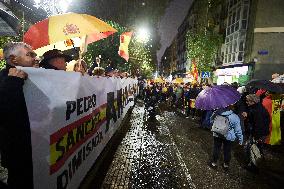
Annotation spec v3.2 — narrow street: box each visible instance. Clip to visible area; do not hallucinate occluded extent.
[82,101,284,189]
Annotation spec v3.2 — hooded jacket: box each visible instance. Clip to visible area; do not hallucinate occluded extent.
[211,109,243,144]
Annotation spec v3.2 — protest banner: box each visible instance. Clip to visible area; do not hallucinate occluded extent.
[21,68,138,189]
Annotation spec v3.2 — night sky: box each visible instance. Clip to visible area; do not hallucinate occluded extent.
[157,0,192,63]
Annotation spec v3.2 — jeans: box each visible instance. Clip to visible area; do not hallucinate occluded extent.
[212,137,232,164]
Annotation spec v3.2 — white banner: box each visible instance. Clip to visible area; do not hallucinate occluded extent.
[21,68,138,189]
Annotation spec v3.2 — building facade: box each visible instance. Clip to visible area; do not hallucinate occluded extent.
[245,0,284,79]
[176,14,189,74]
[223,0,250,65]
[161,0,284,81]
[160,46,171,76]
[170,36,178,74]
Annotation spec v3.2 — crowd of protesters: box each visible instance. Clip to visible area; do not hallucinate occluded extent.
[0,42,133,189]
[140,76,283,172]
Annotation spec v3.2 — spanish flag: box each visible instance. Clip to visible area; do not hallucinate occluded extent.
[191,59,198,81]
[118,32,133,62]
[263,94,282,145]
[0,49,3,60]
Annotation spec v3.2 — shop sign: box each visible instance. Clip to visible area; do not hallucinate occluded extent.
[258,50,268,55]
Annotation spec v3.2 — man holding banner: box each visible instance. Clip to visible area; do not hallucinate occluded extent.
[0,42,36,189]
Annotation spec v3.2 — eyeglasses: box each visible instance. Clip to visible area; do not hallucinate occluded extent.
[26,51,37,58]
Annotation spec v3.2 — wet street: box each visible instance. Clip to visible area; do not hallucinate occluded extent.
[100,105,195,189]
[81,101,284,189]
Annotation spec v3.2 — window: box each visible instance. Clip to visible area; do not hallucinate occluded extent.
[235,21,239,31]
[243,6,248,18]
[239,31,246,38]
[238,52,244,61]
[229,15,232,25]
[232,53,235,62]
[229,0,233,8]
[241,20,247,29]
[236,8,241,20]
[239,40,244,51]
[233,41,237,52]
[233,12,236,23]
[234,33,238,39]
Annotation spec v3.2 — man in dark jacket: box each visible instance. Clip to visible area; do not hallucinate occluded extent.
[245,94,270,141]
[0,42,36,188]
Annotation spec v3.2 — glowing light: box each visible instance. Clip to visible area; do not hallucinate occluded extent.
[136,27,150,43]
[59,0,69,13]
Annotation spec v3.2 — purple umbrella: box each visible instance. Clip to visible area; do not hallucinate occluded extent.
[195,85,241,110]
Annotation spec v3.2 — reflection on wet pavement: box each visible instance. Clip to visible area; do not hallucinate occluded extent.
[101,105,195,189]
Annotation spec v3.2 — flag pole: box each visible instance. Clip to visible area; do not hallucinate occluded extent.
[79,35,88,71]
[22,11,25,41]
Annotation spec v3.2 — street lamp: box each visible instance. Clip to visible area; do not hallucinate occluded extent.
[136,27,150,43]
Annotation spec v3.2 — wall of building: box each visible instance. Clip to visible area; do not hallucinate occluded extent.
[250,0,284,79]
[254,0,284,28]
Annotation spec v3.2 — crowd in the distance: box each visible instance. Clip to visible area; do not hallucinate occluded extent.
[139,76,283,172]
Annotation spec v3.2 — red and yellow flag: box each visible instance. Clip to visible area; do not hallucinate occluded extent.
[0,49,3,60]
[263,95,282,145]
[191,59,198,81]
[118,32,133,62]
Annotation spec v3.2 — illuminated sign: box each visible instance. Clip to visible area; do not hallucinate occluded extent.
[215,66,248,76]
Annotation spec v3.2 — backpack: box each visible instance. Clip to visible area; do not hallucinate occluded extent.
[211,115,230,137]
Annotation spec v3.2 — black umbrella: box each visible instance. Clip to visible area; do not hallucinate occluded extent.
[0,8,20,36]
[247,79,284,94]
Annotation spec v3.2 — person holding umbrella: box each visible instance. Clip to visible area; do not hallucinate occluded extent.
[195,85,243,171]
